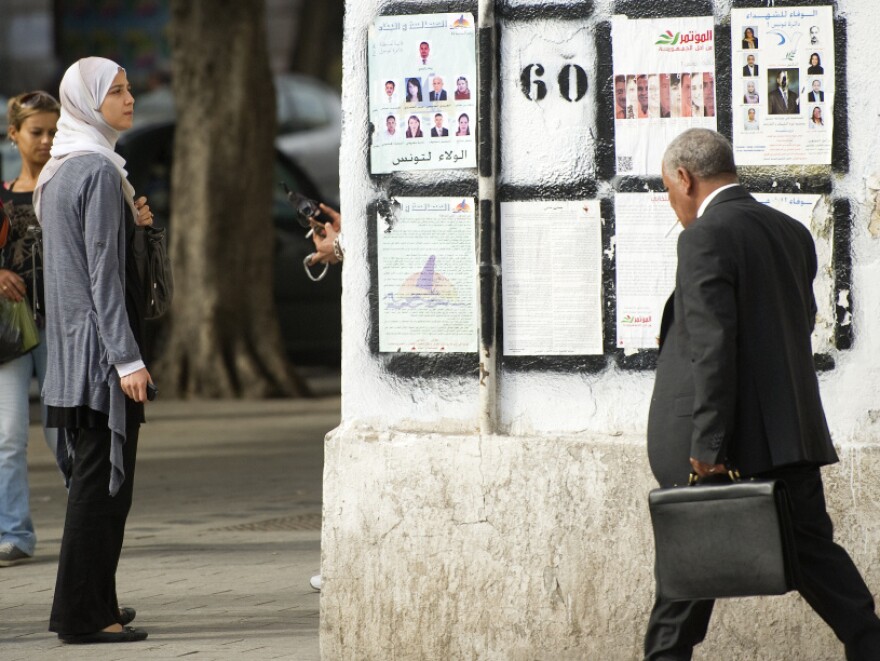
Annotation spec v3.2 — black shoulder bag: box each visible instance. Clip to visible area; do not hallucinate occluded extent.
[142,225,174,319]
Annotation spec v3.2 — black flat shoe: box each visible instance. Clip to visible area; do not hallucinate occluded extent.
[119,607,136,625]
[58,627,148,644]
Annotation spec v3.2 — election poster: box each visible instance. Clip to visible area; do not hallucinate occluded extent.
[614,193,681,350]
[731,6,834,165]
[368,13,477,174]
[500,201,603,356]
[378,198,477,352]
[612,15,717,176]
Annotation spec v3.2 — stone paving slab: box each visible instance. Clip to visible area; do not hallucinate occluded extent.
[0,397,338,660]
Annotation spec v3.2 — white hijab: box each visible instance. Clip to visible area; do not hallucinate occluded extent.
[34,57,136,220]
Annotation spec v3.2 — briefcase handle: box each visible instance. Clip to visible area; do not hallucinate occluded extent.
[687,468,742,486]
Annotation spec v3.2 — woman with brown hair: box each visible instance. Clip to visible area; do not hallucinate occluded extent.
[0,90,60,568]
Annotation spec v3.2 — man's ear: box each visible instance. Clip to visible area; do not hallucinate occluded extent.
[676,167,694,194]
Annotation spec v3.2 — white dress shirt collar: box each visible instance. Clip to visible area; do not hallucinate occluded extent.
[697,183,739,218]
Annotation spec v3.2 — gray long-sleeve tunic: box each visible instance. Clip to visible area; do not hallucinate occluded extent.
[40,153,141,495]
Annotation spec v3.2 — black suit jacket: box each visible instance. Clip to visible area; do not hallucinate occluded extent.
[808,91,825,102]
[742,65,758,76]
[430,127,448,137]
[647,186,837,487]
[429,90,447,101]
[768,88,799,114]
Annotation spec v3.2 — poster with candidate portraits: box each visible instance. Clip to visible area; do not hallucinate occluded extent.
[611,15,717,176]
[731,6,834,165]
[368,13,477,174]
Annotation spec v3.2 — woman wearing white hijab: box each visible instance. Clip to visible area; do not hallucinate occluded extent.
[35,56,155,644]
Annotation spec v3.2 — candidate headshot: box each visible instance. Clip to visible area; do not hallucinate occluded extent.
[690,72,703,117]
[636,74,649,118]
[382,80,398,105]
[668,74,682,119]
[702,72,715,117]
[808,53,824,75]
[659,74,671,119]
[743,54,759,77]
[744,107,759,131]
[405,114,423,138]
[647,74,660,118]
[418,41,430,65]
[383,114,401,142]
[429,76,447,102]
[625,74,638,119]
[809,25,820,46]
[430,113,448,137]
[614,75,627,119]
[742,26,758,49]
[809,106,824,128]
[809,79,825,103]
[456,113,470,136]
[743,80,759,104]
[454,76,471,100]
[680,73,692,118]
[405,77,423,104]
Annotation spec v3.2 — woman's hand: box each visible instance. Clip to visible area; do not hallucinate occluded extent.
[309,204,342,265]
[134,196,154,227]
[0,268,26,302]
[120,367,153,402]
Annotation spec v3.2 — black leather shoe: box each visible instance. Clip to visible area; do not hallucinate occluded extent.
[119,607,136,625]
[58,627,148,644]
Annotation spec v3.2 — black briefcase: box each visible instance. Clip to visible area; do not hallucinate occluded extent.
[648,474,799,601]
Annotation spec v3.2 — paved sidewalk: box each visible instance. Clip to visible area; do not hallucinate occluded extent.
[1,396,338,660]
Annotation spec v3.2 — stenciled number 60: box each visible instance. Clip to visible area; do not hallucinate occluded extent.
[520,63,588,102]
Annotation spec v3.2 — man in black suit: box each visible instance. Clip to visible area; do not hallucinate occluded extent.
[742,54,758,77]
[644,129,880,661]
[809,79,825,102]
[768,70,799,114]
[430,113,448,137]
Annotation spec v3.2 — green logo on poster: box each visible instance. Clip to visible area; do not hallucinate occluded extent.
[656,31,680,46]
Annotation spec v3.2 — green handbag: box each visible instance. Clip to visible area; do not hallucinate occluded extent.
[0,297,39,364]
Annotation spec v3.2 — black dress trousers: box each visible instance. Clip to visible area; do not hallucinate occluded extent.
[644,467,880,661]
[49,423,140,635]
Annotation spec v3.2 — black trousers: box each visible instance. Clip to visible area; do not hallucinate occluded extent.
[644,466,880,661]
[49,424,139,635]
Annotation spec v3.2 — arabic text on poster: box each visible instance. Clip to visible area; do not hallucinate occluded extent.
[615,193,681,350]
[731,6,834,165]
[378,197,477,352]
[500,201,603,356]
[612,15,718,176]
[368,14,477,174]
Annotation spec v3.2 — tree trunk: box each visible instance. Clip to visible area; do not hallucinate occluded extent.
[161,0,302,398]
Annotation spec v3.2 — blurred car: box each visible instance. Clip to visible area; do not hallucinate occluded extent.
[116,121,342,365]
[132,73,341,201]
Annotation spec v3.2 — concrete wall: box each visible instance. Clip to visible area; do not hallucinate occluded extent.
[323,1,880,658]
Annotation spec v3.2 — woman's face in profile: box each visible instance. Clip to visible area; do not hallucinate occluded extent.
[99,69,135,131]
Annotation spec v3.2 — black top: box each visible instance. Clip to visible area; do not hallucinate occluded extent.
[0,183,45,324]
